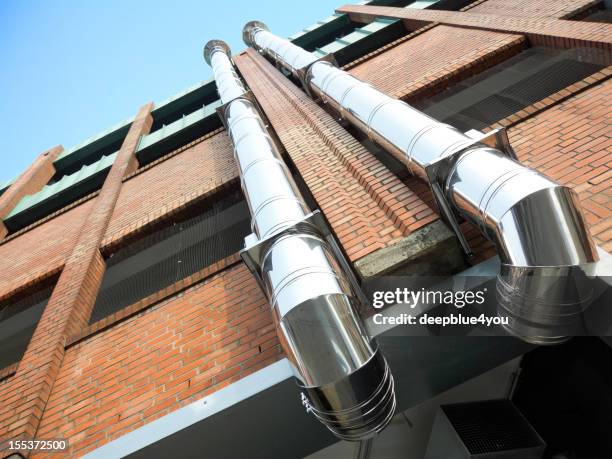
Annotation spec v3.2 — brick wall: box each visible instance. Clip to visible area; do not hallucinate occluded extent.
[235,49,437,262]
[0,199,93,298]
[348,25,525,101]
[509,80,611,251]
[0,104,153,458]
[33,264,281,458]
[0,145,63,239]
[104,131,237,245]
[0,130,237,301]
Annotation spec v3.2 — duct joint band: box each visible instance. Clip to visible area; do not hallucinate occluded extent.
[366,99,394,141]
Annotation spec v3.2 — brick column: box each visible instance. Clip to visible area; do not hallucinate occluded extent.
[0,103,153,458]
[0,146,63,239]
[336,5,612,51]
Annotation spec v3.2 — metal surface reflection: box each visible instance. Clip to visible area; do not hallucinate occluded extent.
[204,40,396,440]
[242,22,601,344]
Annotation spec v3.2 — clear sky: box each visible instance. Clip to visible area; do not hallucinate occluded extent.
[0,0,344,184]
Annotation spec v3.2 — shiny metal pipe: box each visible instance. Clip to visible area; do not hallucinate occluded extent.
[204,40,396,440]
[242,23,600,344]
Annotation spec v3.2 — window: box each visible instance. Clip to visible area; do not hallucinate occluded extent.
[412,47,607,132]
[0,283,53,369]
[90,189,251,323]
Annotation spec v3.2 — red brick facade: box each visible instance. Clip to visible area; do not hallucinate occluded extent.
[0,200,93,298]
[104,130,237,246]
[348,25,525,101]
[0,0,610,457]
[467,0,599,18]
[35,264,280,458]
[0,104,153,458]
[509,80,611,251]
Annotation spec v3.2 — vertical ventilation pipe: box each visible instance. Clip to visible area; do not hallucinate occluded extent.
[242,22,600,345]
[204,40,396,440]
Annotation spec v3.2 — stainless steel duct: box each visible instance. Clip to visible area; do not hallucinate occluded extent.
[204,40,396,441]
[242,22,600,345]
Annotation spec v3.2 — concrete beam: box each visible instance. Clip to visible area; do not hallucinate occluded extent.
[355,220,466,279]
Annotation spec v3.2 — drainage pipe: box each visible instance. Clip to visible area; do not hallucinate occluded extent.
[204,40,396,440]
[242,22,599,344]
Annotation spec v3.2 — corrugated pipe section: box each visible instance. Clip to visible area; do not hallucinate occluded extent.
[242,22,600,345]
[204,40,396,441]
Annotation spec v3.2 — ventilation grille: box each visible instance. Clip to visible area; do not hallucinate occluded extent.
[0,285,53,369]
[90,189,251,323]
[415,47,606,132]
[442,399,543,454]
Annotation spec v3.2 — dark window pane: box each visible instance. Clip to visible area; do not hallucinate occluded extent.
[414,47,607,132]
[90,189,251,323]
[0,285,52,369]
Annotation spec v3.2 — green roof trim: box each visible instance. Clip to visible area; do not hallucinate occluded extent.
[153,78,214,111]
[290,14,353,51]
[150,78,219,130]
[136,99,223,167]
[4,152,117,231]
[53,118,132,178]
[289,0,413,50]
[408,0,440,7]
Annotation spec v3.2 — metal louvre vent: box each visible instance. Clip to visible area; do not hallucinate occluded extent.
[426,399,546,459]
[442,400,542,454]
[90,189,251,323]
[414,47,607,132]
[0,285,53,369]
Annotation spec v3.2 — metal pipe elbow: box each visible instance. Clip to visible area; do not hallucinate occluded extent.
[493,186,599,344]
[447,148,598,344]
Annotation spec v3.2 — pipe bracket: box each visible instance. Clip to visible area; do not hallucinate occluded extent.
[240,209,367,306]
[215,90,273,131]
[295,54,338,99]
[424,128,517,257]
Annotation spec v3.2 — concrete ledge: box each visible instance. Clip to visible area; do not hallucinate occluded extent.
[355,220,466,279]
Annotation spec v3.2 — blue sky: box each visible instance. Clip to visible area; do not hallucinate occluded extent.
[0,0,343,183]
